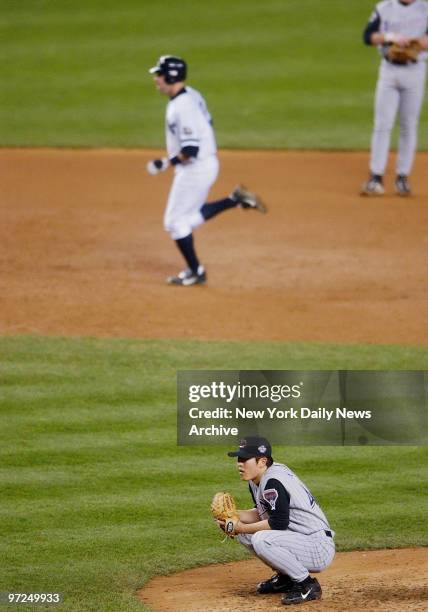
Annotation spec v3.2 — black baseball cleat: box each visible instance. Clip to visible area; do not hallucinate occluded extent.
[281,576,322,605]
[395,174,411,196]
[360,174,385,196]
[256,572,295,594]
[166,265,206,286]
[231,185,267,213]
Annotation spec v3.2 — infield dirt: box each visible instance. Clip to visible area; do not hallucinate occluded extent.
[1,149,427,344]
[139,547,428,611]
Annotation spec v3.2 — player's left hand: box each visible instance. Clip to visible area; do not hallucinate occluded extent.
[215,518,243,535]
[146,157,169,175]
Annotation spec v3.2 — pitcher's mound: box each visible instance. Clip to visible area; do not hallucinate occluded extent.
[139,547,427,611]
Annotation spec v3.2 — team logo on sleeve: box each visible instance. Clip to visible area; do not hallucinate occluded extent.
[262,488,278,511]
[183,126,194,135]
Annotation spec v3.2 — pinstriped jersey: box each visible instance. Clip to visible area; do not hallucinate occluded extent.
[249,463,333,536]
[165,86,217,161]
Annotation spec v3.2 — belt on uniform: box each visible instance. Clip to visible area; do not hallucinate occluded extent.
[385,57,417,66]
[325,530,333,538]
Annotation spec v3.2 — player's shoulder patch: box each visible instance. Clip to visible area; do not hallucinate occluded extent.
[262,488,279,511]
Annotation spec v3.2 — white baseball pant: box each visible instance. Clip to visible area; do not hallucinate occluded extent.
[164,156,219,240]
[238,530,335,582]
[370,60,426,177]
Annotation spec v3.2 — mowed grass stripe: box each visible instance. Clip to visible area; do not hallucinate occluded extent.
[2,335,427,369]
[2,0,427,148]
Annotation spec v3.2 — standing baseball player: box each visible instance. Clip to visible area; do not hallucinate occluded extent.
[361,0,428,196]
[147,55,267,286]
[222,436,335,606]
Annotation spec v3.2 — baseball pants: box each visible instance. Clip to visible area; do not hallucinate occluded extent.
[164,156,219,240]
[238,530,335,582]
[370,60,426,177]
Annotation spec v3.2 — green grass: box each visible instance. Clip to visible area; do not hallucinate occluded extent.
[2,0,427,149]
[0,336,427,611]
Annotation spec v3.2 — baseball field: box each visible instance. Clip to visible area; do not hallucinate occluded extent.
[1,1,427,611]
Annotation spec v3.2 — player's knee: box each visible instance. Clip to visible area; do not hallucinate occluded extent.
[251,530,270,556]
[399,120,417,134]
[373,121,394,133]
[164,219,191,240]
[236,533,254,550]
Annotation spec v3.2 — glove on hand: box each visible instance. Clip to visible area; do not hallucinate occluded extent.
[146,157,169,175]
[385,39,421,64]
[211,492,240,538]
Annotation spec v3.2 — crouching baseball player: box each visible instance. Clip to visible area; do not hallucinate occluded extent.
[215,437,335,606]
[147,55,267,286]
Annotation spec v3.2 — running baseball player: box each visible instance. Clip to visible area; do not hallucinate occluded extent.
[147,55,267,286]
[361,0,428,196]
[218,436,335,606]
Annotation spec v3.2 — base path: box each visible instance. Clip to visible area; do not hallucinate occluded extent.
[1,149,427,343]
[139,547,428,611]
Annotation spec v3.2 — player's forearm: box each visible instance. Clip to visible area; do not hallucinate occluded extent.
[418,35,428,50]
[370,32,413,47]
[370,32,402,45]
[370,32,385,45]
[238,508,260,524]
[170,146,199,166]
[237,519,271,534]
[170,152,190,165]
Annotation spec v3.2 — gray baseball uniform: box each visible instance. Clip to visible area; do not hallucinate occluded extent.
[364,0,428,177]
[237,462,335,582]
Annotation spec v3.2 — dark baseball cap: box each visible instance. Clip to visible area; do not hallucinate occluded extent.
[227,436,272,459]
[149,55,187,83]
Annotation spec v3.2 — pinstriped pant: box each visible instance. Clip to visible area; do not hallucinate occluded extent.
[238,530,335,582]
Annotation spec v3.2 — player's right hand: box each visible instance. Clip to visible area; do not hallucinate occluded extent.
[146,157,169,175]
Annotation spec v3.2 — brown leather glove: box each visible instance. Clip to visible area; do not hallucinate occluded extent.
[211,492,239,537]
[385,40,421,64]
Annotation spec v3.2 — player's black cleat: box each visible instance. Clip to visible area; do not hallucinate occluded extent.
[395,174,411,197]
[166,265,206,286]
[256,572,294,594]
[360,174,385,196]
[281,576,322,605]
[231,185,267,213]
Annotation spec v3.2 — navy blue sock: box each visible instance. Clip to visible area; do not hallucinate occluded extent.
[175,234,200,273]
[200,197,237,221]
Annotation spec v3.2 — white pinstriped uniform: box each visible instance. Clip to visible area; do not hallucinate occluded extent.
[237,463,335,582]
[163,86,219,240]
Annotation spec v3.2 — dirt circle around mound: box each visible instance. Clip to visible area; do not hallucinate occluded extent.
[139,548,428,611]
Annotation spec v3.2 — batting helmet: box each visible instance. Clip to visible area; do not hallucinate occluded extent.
[149,55,187,84]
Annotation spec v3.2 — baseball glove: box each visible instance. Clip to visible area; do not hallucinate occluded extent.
[385,40,421,64]
[211,491,239,537]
